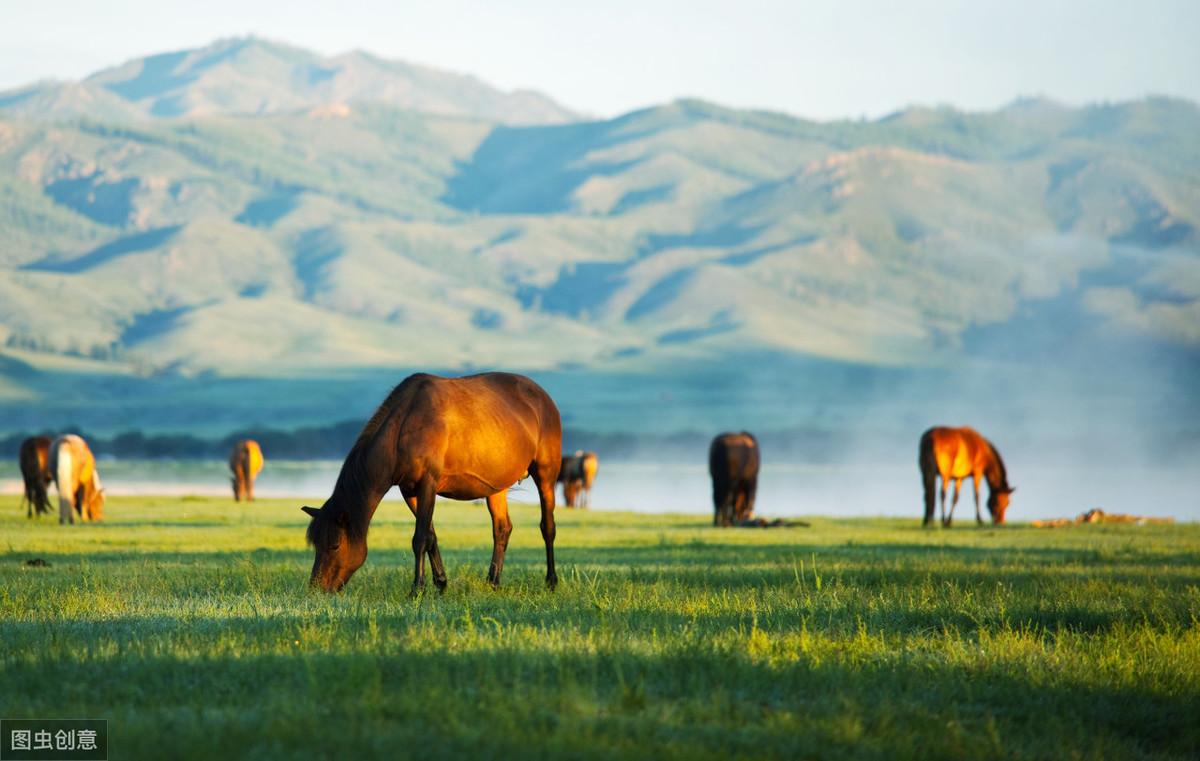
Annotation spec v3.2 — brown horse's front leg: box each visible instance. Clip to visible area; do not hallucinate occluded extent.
[485,490,513,588]
[713,483,733,527]
[947,478,962,526]
[409,476,438,594]
[404,493,447,590]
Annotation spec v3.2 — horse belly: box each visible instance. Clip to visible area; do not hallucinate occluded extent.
[437,438,537,500]
[936,446,971,479]
[437,463,530,500]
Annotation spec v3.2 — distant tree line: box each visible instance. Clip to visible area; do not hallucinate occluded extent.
[0,421,363,460]
[2,422,851,462]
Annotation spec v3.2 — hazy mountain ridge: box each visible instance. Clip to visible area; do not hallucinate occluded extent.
[0,42,1197,425]
[0,37,578,125]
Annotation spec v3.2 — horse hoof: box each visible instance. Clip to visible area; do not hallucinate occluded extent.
[546,575,558,591]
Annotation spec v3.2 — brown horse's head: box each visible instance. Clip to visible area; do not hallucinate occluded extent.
[303,503,367,592]
[86,488,106,521]
[85,473,106,521]
[987,487,1014,524]
[563,479,582,508]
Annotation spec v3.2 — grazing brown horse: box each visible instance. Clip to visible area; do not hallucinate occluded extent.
[919,426,1014,527]
[710,432,760,527]
[303,372,562,593]
[558,451,599,508]
[48,434,105,524]
[19,436,53,518]
[229,439,264,501]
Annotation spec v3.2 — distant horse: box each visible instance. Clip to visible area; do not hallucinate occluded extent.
[919,426,1014,527]
[558,451,599,508]
[18,436,52,518]
[48,434,105,524]
[710,432,760,527]
[303,372,562,593]
[229,439,264,501]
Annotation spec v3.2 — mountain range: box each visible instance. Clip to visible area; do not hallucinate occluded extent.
[0,38,1197,440]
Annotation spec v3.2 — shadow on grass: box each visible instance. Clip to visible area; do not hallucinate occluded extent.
[0,631,1194,760]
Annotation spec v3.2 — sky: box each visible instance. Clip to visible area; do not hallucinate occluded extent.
[0,0,1197,120]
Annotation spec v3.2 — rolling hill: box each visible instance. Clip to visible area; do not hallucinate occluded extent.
[0,41,1197,441]
[0,37,577,124]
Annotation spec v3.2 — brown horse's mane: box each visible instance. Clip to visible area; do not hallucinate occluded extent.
[307,375,435,547]
[353,374,435,447]
[987,441,1010,490]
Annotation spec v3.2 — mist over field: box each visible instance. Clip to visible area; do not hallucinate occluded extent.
[1,38,1197,520]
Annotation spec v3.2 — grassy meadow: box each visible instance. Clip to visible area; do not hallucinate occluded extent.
[0,494,1197,760]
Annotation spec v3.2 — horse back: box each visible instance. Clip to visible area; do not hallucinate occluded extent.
[559,454,583,483]
[230,440,264,476]
[710,432,760,481]
[19,436,51,479]
[415,373,558,444]
[384,373,562,495]
[50,435,94,485]
[581,452,599,488]
[923,426,992,478]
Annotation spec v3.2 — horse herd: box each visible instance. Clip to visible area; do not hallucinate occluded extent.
[19,433,267,523]
[13,371,1015,594]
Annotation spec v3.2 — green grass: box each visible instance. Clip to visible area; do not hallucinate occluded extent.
[1,495,1197,760]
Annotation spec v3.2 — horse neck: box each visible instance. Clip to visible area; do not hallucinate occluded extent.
[984,446,1008,491]
[330,440,393,535]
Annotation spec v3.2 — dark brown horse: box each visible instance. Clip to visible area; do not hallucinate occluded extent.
[303,372,562,593]
[710,432,760,527]
[19,436,52,518]
[558,451,598,508]
[229,439,264,501]
[919,426,1014,527]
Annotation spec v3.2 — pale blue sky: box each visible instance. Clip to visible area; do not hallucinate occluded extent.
[1,0,1196,119]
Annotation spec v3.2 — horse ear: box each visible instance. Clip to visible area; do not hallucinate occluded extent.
[301,506,320,518]
[1007,486,1016,494]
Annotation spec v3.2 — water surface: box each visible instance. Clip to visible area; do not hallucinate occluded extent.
[2,459,1194,522]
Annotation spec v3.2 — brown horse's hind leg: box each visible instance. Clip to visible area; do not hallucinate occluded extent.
[742,479,758,522]
[529,459,559,590]
[946,478,962,527]
[939,477,948,526]
[485,490,513,588]
[409,475,438,594]
[714,481,734,527]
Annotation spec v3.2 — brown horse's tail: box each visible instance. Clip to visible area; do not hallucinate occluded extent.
[919,429,937,526]
[31,474,50,516]
[230,445,245,501]
[19,442,52,516]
